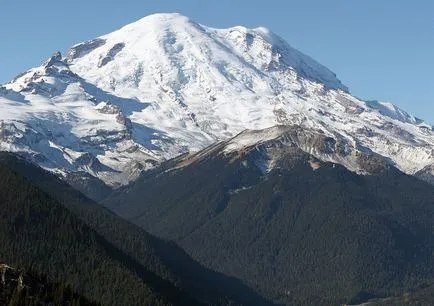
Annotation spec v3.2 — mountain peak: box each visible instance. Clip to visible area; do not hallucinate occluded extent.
[112,12,197,34]
[129,12,192,24]
[1,14,433,187]
[66,12,348,91]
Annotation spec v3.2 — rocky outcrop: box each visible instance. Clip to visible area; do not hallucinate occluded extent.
[66,38,106,62]
[98,43,125,67]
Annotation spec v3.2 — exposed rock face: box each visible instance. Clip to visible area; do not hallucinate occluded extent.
[176,125,390,176]
[98,42,125,67]
[66,38,106,62]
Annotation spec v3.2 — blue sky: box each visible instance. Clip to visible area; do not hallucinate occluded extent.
[1,0,433,123]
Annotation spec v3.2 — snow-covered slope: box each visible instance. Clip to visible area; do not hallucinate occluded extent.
[1,13,433,186]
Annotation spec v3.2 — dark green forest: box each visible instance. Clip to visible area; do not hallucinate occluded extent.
[1,142,434,305]
[0,152,271,305]
[0,263,97,306]
[369,284,434,305]
[107,145,434,305]
[0,158,197,305]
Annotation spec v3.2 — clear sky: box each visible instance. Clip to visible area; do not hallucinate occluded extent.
[1,0,433,123]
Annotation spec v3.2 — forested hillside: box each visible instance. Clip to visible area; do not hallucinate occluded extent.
[0,152,271,305]
[106,142,434,305]
[0,263,97,306]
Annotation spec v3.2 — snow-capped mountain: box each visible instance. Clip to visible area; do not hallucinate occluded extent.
[1,13,433,187]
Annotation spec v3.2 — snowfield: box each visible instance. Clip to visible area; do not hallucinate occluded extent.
[1,13,433,186]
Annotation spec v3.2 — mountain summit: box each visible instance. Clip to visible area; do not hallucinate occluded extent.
[0,13,433,188]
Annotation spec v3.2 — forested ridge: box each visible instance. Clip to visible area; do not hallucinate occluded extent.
[0,161,199,305]
[0,152,271,305]
[2,142,434,305]
[107,146,434,305]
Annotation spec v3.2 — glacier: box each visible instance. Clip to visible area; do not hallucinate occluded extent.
[0,13,433,187]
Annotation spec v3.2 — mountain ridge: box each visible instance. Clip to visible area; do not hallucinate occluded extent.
[1,13,433,189]
[105,127,434,305]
